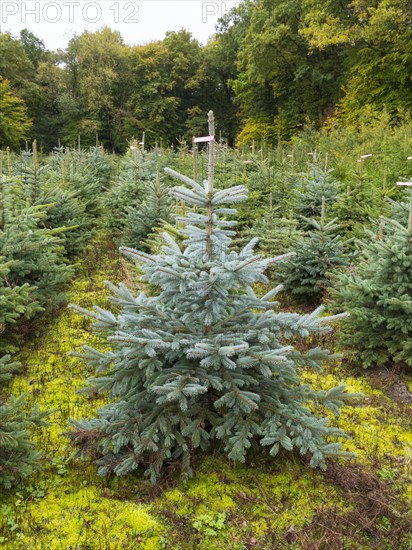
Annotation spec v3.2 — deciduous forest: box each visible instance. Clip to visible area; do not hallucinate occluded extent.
[1,0,411,150]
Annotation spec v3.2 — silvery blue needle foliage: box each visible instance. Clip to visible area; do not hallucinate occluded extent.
[70,116,354,482]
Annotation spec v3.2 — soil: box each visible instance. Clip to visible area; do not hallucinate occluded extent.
[366,366,412,404]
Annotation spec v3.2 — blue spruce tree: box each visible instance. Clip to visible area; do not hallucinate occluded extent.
[70,112,355,482]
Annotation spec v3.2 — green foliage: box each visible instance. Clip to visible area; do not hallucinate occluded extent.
[0,146,112,354]
[302,0,412,122]
[231,0,412,140]
[0,79,31,147]
[232,155,301,234]
[232,0,345,139]
[0,204,73,314]
[144,220,185,255]
[61,28,130,150]
[245,210,302,257]
[0,32,34,88]
[37,188,93,258]
[121,176,174,250]
[0,31,56,147]
[192,512,227,537]
[332,203,412,369]
[0,355,48,489]
[385,194,412,228]
[103,151,156,236]
[331,182,376,242]
[2,2,412,149]
[126,30,213,143]
[0,259,39,327]
[294,164,340,224]
[2,0,412,151]
[52,147,113,216]
[0,200,74,352]
[278,202,347,303]
[19,30,46,68]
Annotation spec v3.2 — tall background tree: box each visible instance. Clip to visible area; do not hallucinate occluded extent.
[231,0,346,142]
[0,79,32,147]
[301,0,412,122]
[61,28,130,150]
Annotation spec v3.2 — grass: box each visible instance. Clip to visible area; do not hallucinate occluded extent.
[0,235,411,549]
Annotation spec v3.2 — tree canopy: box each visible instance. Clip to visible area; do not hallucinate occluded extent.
[0,1,410,149]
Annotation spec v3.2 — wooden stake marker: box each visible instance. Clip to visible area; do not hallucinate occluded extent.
[194,135,214,144]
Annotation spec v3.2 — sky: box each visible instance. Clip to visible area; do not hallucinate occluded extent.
[0,0,240,50]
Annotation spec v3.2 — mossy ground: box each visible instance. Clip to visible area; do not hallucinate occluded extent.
[1,236,411,549]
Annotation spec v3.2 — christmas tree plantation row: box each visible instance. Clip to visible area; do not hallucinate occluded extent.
[1,115,412,547]
[1,120,412,547]
[2,127,412,483]
[0,142,191,490]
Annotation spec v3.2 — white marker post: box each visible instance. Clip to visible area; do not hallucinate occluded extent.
[130,138,138,161]
[397,181,412,234]
[193,133,215,189]
[192,136,197,182]
[194,135,215,144]
[207,111,215,257]
[192,115,216,257]
[357,154,373,191]
[139,132,145,157]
